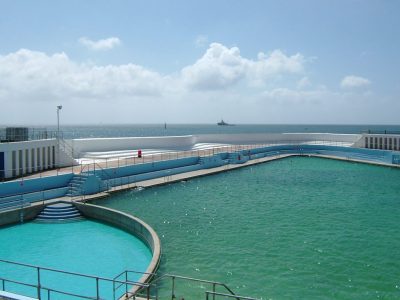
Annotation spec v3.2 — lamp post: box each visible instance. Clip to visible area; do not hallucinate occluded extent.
[57,105,62,167]
[57,105,62,138]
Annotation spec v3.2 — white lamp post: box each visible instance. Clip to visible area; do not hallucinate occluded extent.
[57,105,62,138]
[57,105,62,167]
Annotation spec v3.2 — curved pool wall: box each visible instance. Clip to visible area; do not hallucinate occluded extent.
[0,201,161,297]
[0,203,44,227]
[0,202,161,278]
[1,143,400,209]
[73,202,161,292]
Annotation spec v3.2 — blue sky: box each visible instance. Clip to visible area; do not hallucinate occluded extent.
[0,0,399,125]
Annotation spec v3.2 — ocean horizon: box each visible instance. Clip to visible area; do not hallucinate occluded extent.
[2,123,400,142]
[34,124,400,139]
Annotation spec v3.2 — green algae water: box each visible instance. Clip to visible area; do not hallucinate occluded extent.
[97,157,400,299]
[0,220,152,299]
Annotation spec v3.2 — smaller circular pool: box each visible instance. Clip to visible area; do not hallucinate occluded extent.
[0,219,152,299]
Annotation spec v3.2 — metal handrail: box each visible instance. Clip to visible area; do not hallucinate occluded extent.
[0,141,358,185]
[0,276,96,300]
[113,269,159,300]
[0,259,146,286]
[132,273,239,300]
[1,140,360,183]
[0,259,148,300]
[43,287,96,300]
[0,185,67,200]
[0,276,38,289]
[361,130,400,135]
[59,137,75,158]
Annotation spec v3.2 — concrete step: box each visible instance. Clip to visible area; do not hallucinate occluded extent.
[35,203,83,222]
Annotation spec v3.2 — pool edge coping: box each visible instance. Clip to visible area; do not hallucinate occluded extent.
[72,202,161,297]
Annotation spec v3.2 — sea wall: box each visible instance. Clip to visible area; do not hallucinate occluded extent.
[68,133,361,158]
[195,133,361,145]
[70,135,196,157]
[95,157,199,180]
[246,144,395,164]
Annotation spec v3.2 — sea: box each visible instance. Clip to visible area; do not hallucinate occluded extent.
[41,124,400,139]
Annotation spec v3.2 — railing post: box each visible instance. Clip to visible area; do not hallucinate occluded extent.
[37,267,41,299]
[212,283,216,300]
[125,271,128,296]
[171,276,175,299]
[113,279,116,300]
[2,278,5,291]
[96,277,99,299]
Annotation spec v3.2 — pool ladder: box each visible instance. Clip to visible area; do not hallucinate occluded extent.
[114,271,260,300]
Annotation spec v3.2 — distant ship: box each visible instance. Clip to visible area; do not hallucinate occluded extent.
[217,119,233,126]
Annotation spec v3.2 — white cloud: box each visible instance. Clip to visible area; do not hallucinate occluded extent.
[79,37,121,51]
[0,49,166,102]
[0,44,308,106]
[340,75,371,89]
[182,43,305,90]
[182,43,246,90]
[253,50,304,76]
[0,44,388,124]
[195,35,208,48]
[297,77,311,89]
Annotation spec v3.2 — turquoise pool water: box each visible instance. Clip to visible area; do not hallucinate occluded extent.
[97,157,400,299]
[0,220,152,299]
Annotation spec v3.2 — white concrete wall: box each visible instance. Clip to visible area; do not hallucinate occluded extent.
[0,133,364,178]
[355,134,400,151]
[195,133,361,145]
[0,139,57,178]
[69,135,197,157]
[68,133,362,158]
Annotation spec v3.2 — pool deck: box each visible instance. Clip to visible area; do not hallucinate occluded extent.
[20,145,259,180]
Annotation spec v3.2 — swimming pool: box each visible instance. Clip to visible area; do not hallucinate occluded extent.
[97,156,400,299]
[0,220,152,299]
